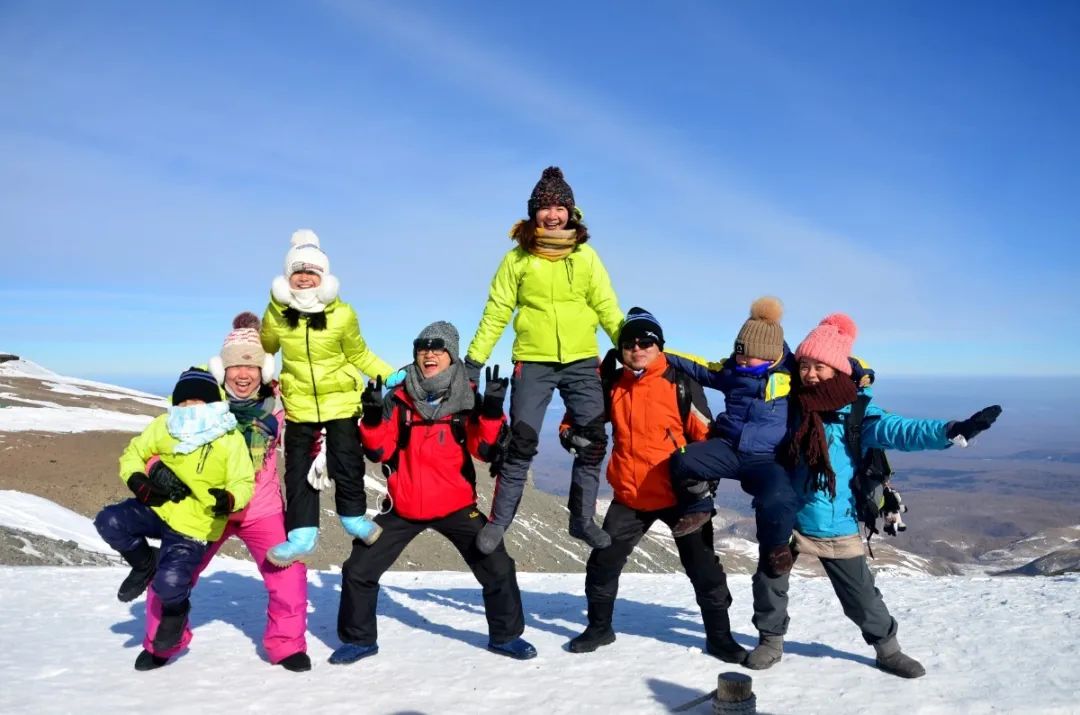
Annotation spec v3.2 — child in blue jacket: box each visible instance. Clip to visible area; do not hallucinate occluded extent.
[666,297,800,583]
[745,312,1001,678]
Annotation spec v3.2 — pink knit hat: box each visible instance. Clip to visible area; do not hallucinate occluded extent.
[795,313,857,375]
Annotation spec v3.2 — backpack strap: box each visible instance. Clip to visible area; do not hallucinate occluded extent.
[390,397,476,485]
[843,393,872,462]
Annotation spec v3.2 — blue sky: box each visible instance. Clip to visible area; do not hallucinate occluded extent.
[2,0,1078,392]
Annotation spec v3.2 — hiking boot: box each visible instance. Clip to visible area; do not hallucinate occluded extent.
[117,544,159,603]
[671,512,711,538]
[267,527,319,567]
[706,632,748,664]
[475,523,506,555]
[133,649,169,671]
[568,519,612,550]
[744,633,783,670]
[339,515,382,546]
[488,637,538,660]
[328,642,379,665]
[152,599,190,652]
[278,652,312,672]
[568,626,616,653]
[874,637,926,678]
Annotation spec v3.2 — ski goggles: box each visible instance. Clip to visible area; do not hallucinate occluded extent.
[413,338,449,354]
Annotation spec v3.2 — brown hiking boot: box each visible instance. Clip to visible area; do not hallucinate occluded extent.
[671,511,712,538]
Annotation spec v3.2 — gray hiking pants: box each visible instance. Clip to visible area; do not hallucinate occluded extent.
[489,358,605,530]
[752,553,897,644]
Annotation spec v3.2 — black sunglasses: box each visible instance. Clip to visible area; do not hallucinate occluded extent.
[413,338,448,353]
[620,337,658,350]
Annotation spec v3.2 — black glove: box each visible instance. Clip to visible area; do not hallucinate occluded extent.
[481,365,509,419]
[148,461,192,503]
[464,356,484,385]
[946,405,1002,442]
[559,426,606,463]
[600,348,620,386]
[361,376,384,426]
[207,488,235,517]
[127,472,170,507]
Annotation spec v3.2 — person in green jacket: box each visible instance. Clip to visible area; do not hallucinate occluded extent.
[465,167,623,554]
[260,229,394,566]
[94,367,255,664]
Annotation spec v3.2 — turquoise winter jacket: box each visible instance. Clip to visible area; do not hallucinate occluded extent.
[793,396,952,539]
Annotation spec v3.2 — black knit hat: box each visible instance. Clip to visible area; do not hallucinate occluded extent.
[527,166,575,218]
[171,367,223,406]
[618,307,664,349]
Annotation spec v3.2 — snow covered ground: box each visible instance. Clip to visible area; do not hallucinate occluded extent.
[1,495,1078,714]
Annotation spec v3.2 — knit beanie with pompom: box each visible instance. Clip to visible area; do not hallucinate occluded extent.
[795,313,858,375]
[734,296,785,362]
[208,312,276,385]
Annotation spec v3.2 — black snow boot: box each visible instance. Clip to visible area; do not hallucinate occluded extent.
[874,637,926,679]
[279,652,312,672]
[152,599,191,652]
[117,544,159,603]
[134,649,170,671]
[706,632,748,664]
[568,600,616,653]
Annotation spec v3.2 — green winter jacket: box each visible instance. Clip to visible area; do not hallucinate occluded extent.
[119,415,255,542]
[467,244,623,364]
[260,296,393,423]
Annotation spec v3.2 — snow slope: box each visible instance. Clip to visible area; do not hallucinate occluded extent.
[1,496,1078,714]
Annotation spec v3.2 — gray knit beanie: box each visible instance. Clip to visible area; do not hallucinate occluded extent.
[413,321,460,363]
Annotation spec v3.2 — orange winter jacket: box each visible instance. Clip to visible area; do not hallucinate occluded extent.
[564,352,712,512]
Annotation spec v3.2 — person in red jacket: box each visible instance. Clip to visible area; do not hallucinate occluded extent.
[330,321,537,664]
[564,308,746,663]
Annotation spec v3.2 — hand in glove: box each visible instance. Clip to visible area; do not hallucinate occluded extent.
[307,447,331,491]
[482,365,509,419]
[207,488,235,517]
[464,356,484,385]
[559,426,606,463]
[946,405,1002,447]
[147,461,192,503]
[127,472,171,507]
[361,376,384,427]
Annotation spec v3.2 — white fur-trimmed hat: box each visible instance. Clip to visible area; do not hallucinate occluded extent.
[208,312,275,385]
[284,228,329,277]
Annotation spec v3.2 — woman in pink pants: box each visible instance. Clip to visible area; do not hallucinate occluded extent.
[140,313,310,672]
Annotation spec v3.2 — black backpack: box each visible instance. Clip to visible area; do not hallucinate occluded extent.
[834,394,907,558]
[600,348,711,440]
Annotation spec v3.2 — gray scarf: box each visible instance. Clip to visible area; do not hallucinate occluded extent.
[403,362,475,421]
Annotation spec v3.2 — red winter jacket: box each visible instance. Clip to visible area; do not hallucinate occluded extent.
[359,386,505,521]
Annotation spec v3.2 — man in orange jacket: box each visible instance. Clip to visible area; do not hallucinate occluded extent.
[563,308,746,663]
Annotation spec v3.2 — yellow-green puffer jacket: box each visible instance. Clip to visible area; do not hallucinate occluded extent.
[467,244,623,364]
[260,296,393,423]
[118,415,255,542]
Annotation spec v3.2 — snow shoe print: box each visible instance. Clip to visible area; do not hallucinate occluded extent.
[117,545,158,603]
[267,527,319,566]
[568,626,616,653]
[278,652,312,672]
[133,649,170,671]
[670,511,711,539]
[328,643,379,665]
[339,515,382,546]
[488,637,538,660]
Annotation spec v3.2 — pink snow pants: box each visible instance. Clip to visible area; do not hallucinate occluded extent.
[143,513,308,663]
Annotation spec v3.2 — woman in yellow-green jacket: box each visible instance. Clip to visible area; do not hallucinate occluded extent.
[260,229,394,566]
[94,367,255,664]
[465,167,623,555]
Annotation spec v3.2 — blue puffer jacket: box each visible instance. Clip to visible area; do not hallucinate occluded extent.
[793,395,952,539]
[665,348,794,455]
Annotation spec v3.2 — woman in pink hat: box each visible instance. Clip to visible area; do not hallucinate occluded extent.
[744,312,1001,678]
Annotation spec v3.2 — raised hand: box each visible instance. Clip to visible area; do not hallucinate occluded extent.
[147,461,192,503]
[482,365,509,419]
[127,472,171,507]
[464,357,483,385]
[946,405,1002,446]
[361,376,384,426]
[207,487,235,516]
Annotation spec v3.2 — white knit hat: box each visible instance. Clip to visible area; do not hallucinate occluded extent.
[284,229,329,277]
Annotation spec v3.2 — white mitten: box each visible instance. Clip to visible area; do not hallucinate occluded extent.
[306,431,331,491]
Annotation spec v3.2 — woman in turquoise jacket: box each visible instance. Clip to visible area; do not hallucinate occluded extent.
[744,313,1001,679]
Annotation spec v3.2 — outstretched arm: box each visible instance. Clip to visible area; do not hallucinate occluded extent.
[664,350,733,392]
[467,251,519,364]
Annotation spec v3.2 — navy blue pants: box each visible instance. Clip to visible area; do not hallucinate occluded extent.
[669,438,798,551]
[94,499,209,607]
